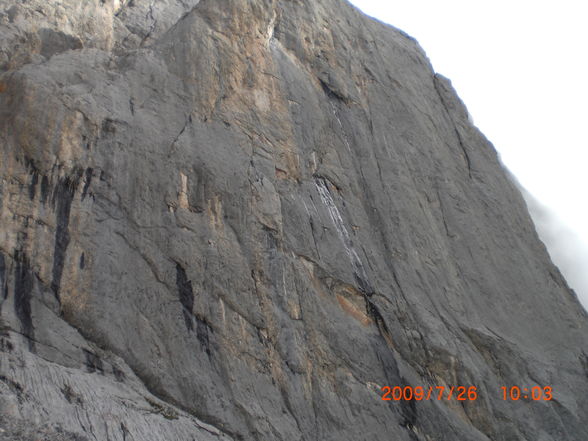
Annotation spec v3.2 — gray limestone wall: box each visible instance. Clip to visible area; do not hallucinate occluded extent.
[0,1,586,440]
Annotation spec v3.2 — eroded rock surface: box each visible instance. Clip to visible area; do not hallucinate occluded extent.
[1,1,587,440]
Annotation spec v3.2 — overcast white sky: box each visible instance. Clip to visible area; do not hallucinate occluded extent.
[348,0,588,308]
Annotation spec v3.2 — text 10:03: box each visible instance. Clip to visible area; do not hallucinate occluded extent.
[501,386,552,401]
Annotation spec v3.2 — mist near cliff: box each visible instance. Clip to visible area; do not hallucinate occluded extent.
[522,189,588,310]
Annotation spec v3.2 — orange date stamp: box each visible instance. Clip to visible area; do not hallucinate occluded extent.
[381,385,553,401]
[381,386,478,401]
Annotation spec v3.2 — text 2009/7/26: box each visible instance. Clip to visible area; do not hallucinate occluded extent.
[381,386,478,401]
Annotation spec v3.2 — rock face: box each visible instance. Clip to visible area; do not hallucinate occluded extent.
[1,1,587,440]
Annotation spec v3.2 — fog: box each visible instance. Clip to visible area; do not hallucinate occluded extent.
[522,189,588,309]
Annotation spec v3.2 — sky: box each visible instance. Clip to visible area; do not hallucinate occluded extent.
[348,0,588,309]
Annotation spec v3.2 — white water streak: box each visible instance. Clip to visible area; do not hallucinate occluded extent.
[314,178,369,285]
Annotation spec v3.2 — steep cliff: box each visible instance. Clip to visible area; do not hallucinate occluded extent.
[1,1,587,440]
